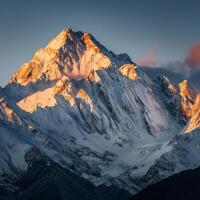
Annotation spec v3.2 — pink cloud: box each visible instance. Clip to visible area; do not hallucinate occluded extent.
[135,47,158,67]
[185,42,200,69]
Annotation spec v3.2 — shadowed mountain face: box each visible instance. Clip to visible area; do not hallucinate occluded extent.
[130,166,200,200]
[0,28,200,199]
[17,148,131,200]
[0,147,131,200]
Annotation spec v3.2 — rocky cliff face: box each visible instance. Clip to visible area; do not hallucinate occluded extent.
[0,28,200,198]
[185,95,200,133]
[179,80,197,118]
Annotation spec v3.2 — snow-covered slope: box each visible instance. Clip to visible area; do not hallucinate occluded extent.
[0,28,200,196]
[135,128,200,189]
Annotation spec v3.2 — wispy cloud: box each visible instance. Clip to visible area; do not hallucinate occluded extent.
[135,46,158,67]
[140,41,200,89]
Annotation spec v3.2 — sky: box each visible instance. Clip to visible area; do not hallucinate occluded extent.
[1,0,200,85]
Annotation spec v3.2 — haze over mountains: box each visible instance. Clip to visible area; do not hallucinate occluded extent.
[0,28,200,199]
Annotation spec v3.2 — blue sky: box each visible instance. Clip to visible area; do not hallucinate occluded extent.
[0,0,200,85]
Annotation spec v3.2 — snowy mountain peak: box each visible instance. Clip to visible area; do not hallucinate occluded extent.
[9,28,115,86]
[7,28,140,115]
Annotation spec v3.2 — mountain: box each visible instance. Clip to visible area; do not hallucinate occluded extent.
[0,28,200,198]
[130,166,200,200]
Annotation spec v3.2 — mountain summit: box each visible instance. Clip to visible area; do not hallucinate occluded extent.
[0,28,200,199]
[9,29,132,86]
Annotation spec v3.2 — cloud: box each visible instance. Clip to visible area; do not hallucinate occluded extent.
[134,41,200,89]
[135,41,200,70]
[159,41,200,73]
[139,42,200,89]
[135,46,158,67]
[185,42,200,68]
